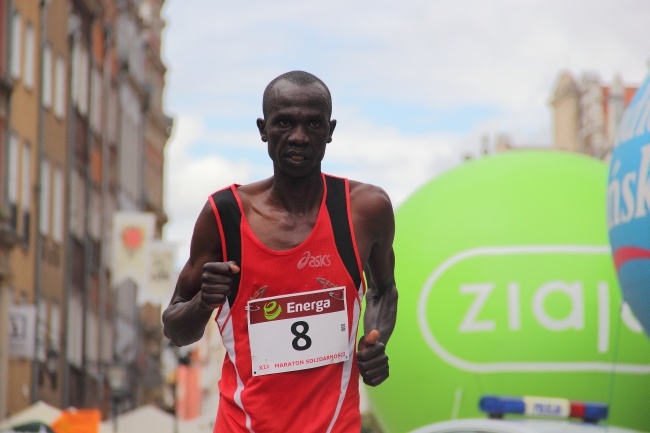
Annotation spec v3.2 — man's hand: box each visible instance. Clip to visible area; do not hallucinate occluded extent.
[357,329,389,386]
[200,261,240,309]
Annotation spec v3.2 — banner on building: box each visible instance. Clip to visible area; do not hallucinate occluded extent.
[140,241,177,305]
[111,212,156,290]
[9,304,36,359]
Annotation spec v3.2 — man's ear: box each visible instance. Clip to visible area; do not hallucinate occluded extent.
[327,119,337,143]
[256,118,267,142]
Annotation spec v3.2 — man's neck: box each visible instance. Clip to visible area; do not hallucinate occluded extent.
[269,171,324,215]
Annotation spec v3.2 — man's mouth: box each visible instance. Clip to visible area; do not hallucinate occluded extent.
[287,153,307,162]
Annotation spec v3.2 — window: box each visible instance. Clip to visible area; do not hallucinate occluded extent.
[7,133,19,229]
[37,301,46,362]
[119,89,142,202]
[42,44,52,108]
[71,39,89,115]
[54,55,66,119]
[52,167,64,243]
[70,38,78,105]
[21,142,32,242]
[67,294,83,367]
[70,169,86,239]
[79,45,88,115]
[90,67,102,132]
[39,158,50,235]
[21,142,31,211]
[89,187,101,240]
[24,23,34,89]
[49,302,61,384]
[107,88,117,144]
[8,133,18,204]
[85,311,99,368]
[49,302,60,351]
[10,13,21,79]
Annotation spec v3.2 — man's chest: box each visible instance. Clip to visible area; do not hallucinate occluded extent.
[246,211,319,251]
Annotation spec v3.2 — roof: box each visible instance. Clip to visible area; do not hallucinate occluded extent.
[0,402,62,431]
[99,405,210,433]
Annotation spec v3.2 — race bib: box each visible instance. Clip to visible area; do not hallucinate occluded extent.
[247,287,349,376]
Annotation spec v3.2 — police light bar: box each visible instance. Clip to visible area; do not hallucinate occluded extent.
[479,395,608,423]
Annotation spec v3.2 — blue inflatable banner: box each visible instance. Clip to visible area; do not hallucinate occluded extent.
[608,71,650,338]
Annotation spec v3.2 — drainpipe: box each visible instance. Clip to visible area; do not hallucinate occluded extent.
[31,0,48,404]
[81,22,91,410]
[0,0,16,418]
[96,17,114,408]
[0,208,19,418]
[62,11,80,409]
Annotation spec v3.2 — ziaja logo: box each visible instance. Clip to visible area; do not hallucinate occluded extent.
[297,251,331,269]
[417,245,650,374]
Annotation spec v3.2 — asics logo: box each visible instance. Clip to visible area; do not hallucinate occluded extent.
[297,251,331,269]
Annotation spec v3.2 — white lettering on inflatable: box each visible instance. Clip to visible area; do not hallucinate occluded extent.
[621,171,636,223]
[459,283,495,332]
[635,144,650,219]
[622,302,643,334]
[456,280,641,354]
[617,84,650,143]
[597,282,610,353]
[508,283,521,331]
[608,143,650,229]
[532,281,584,331]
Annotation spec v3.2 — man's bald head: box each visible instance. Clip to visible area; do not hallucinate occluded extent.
[262,71,332,118]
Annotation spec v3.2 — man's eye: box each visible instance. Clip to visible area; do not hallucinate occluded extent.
[278,120,290,127]
[309,120,321,128]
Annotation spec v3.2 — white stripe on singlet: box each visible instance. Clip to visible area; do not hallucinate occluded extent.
[325,282,364,433]
[216,304,255,433]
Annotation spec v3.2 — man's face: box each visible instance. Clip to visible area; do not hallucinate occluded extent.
[257,80,336,178]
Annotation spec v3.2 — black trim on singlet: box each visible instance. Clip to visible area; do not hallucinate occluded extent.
[324,175,362,290]
[211,187,242,306]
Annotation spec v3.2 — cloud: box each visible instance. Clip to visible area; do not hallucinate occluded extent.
[164,115,264,263]
[160,0,650,269]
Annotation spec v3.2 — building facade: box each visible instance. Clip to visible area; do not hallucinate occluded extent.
[550,71,638,160]
[473,71,639,161]
[0,0,172,421]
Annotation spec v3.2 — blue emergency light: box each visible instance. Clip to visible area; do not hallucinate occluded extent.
[479,395,608,424]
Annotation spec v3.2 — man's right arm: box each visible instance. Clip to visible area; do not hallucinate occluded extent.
[162,201,229,347]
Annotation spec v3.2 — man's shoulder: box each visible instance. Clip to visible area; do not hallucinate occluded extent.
[347,179,393,216]
[346,178,376,188]
[235,178,272,194]
[208,179,271,199]
[347,179,389,198]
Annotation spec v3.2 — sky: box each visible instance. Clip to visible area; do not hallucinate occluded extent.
[159,0,650,269]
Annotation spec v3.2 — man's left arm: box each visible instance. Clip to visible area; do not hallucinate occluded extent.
[356,186,398,386]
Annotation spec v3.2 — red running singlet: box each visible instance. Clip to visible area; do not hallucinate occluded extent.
[208,174,366,433]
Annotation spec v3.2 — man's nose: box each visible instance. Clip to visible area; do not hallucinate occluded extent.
[288,124,309,145]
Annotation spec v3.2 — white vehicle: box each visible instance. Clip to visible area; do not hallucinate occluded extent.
[407,395,648,433]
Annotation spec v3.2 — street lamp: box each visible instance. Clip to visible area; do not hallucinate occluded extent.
[107,362,129,433]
